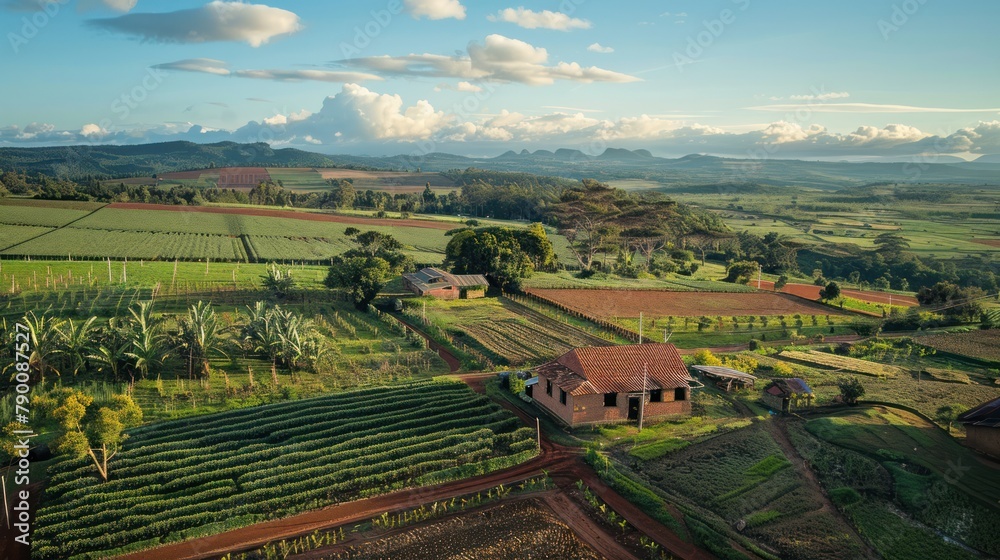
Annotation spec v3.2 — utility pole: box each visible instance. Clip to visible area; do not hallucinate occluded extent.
[758,264,762,290]
[639,312,643,344]
[536,417,541,450]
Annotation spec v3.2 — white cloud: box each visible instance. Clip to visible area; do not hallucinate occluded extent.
[749,102,1000,114]
[89,1,301,47]
[154,58,231,76]
[79,123,110,138]
[153,59,382,83]
[488,8,591,31]
[434,81,483,92]
[587,43,614,54]
[340,34,640,85]
[302,135,322,145]
[789,91,850,101]
[403,0,465,20]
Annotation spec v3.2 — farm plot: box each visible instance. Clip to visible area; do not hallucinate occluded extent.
[778,350,905,378]
[1,228,246,260]
[638,423,868,560]
[0,224,54,249]
[316,498,603,560]
[918,330,1000,362]
[33,381,536,560]
[418,298,610,365]
[526,288,848,318]
[0,200,95,227]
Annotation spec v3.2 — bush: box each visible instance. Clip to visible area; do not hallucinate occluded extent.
[693,349,722,366]
[830,487,862,507]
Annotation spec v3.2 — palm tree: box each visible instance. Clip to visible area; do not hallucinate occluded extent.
[126,301,167,379]
[55,316,98,377]
[178,301,226,379]
[23,309,66,383]
[90,317,132,381]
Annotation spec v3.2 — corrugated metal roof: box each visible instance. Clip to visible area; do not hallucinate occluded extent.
[536,343,691,396]
[763,378,813,398]
[402,267,489,293]
[959,396,1000,428]
[692,365,757,381]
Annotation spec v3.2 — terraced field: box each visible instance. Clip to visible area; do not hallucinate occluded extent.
[34,381,535,559]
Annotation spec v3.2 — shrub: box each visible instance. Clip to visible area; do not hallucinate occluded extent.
[693,349,722,366]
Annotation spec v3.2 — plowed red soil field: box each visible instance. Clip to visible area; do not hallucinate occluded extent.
[106,203,457,230]
[526,288,848,317]
[756,281,918,306]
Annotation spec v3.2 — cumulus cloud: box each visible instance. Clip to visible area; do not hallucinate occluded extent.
[89,1,301,47]
[403,0,465,20]
[587,43,614,53]
[153,59,382,83]
[488,8,591,31]
[338,34,640,85]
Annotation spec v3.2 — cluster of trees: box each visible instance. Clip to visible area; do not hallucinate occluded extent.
[805,233,998,294]
[548,179,728,276]
[325,229,413,308]
[444,224,556,290]
[916,281,989,321]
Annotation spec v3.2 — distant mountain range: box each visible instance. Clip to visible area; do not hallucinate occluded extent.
[2,141,998,190]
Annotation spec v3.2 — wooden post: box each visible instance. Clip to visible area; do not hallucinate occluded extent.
[536,417,541,450]
[638,362,648,432]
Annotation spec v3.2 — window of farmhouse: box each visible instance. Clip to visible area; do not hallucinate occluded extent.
[604,392,617,407]
[674,387,687,401]
[650,389,663,403]
[559,389,567,405]
[546,379,552,396]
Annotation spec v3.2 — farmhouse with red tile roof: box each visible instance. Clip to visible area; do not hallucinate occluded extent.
[533,343,693,427]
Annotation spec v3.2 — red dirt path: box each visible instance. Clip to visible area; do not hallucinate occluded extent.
[105,203,457,230]
[756,280,918,306]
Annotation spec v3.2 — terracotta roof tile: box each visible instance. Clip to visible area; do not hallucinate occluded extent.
[537,343,691,396]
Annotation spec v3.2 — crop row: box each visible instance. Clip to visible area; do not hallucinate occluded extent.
[34,383,533,559]
[778,350,905,378]
[47,393,495,504]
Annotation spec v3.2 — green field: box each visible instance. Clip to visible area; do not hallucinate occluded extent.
[33,381,536,559]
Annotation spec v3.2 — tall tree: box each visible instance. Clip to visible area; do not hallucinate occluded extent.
[23,310,65,383]
[55,317,98,377]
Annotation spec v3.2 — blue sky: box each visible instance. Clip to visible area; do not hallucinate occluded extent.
[2,0,999,159]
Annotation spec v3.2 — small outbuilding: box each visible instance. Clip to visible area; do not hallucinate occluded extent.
[958,397,1000,459]
[533,343,694,427]
[401,268,488,300]
[761,378,814,413]
[692,365,757,392]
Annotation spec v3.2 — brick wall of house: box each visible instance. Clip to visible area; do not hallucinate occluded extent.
[966,425,1000,459]
[534,374,575,425]
[534,375,692,426]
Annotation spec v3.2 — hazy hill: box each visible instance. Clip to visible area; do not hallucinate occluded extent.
[3,142,998,189]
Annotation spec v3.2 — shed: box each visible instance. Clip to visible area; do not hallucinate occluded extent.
[692,365,757,392]
[958,397,1000,459]
[401,268,489,300]
[761,378,814,414]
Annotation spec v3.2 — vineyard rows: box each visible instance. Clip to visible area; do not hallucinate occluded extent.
[33,381,535,559]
